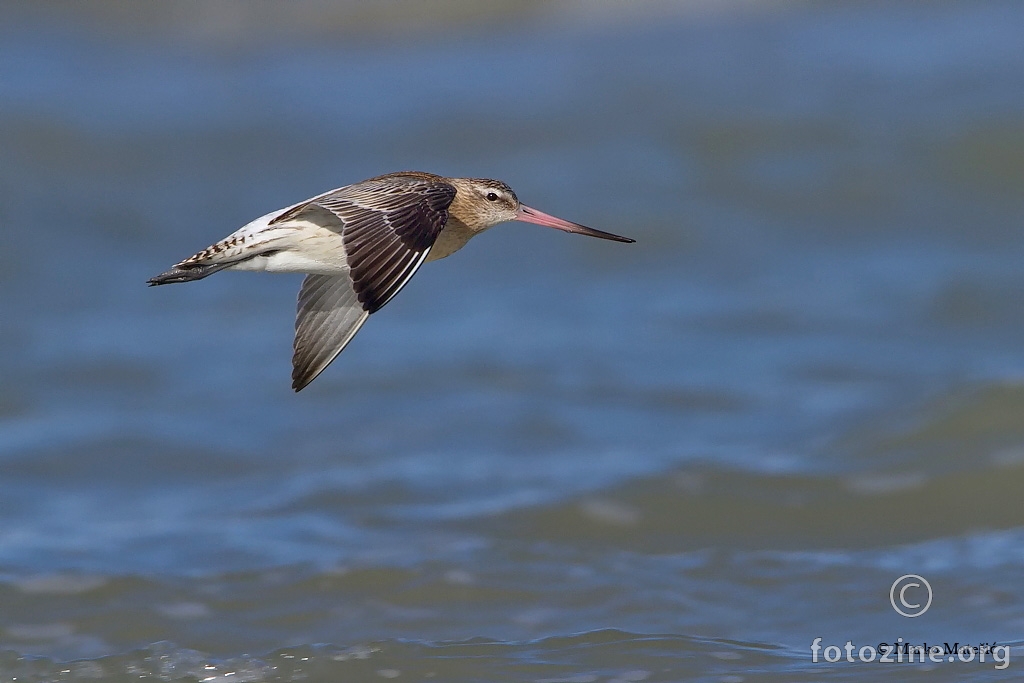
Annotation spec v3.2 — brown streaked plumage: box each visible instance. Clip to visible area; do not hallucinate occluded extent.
[148,171,635,391]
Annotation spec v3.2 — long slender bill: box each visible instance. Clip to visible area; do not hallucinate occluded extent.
[516,205,635,243]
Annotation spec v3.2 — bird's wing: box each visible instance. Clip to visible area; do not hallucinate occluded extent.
[285,176,456,390]
[293,274,369,391]
[274,176,456,313]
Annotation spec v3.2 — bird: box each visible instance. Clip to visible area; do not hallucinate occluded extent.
[148,171,635,391]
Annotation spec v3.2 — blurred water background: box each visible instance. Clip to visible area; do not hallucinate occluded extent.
[2,1,1024,681]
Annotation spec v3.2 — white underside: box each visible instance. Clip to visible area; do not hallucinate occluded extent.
[228,245,350,275]
[221,214,351,274]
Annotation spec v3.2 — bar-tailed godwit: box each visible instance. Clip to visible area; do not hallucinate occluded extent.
[149,171,634,390]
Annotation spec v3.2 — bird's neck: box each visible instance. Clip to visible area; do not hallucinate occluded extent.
[426,216,477,262]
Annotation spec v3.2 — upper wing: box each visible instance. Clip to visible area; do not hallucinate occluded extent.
[284,175,456,390]
[274,175,456,313]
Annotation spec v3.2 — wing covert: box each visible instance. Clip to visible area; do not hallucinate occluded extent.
[274,176,456,314]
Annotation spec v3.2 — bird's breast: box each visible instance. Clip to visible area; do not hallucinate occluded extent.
[426,217,476,262]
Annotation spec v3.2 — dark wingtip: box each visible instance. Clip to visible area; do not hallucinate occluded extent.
[291,372,312,392]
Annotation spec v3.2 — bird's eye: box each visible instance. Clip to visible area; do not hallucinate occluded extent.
[486,192,499,202]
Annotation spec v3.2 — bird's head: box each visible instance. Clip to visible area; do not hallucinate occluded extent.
[447,178,520,231]
[448,177,635,243]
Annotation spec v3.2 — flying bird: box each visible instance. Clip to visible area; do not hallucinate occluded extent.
[149,171,635,391]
